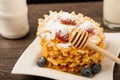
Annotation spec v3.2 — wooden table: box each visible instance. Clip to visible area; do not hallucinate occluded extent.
[0,1,120,80]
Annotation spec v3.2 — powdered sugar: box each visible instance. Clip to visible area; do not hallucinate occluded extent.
[38,11,102,48]
[78,21,94,30]
[57,43,71,49]
[59,12,75,21]
[89,35,100,43]
[45,32,55,40]
[59,28,69,37]
[42,13,75,40]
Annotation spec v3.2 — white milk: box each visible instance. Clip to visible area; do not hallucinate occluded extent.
[103,0,120,29]
[0,13,29,39]
[0,0,29,39]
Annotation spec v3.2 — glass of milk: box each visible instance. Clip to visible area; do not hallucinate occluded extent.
[103,0,120,29]
[0,0,29,39]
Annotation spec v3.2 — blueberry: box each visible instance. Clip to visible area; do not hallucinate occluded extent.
[37,57,46,67]
[80,66,92,77]
[91,63,101,74]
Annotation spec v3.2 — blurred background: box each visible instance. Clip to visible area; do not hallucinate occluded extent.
[27,0,102,4]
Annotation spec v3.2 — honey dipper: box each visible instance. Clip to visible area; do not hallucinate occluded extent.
[69,28,120,65]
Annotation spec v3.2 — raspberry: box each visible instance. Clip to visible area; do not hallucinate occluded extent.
[87,28,94,34]
[60,19,76,25]
[55,30,69,42]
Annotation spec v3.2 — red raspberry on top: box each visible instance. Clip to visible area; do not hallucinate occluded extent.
[55,29,69,42]
[59,12,76,25]
[60,19,76,25]
[78,21,95,34]
[87,28,94,34]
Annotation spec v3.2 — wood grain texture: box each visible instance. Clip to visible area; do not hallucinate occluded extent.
[0,1,120,80]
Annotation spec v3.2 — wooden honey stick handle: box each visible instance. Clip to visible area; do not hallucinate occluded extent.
[87,42,120,65]
[69,28,120,65]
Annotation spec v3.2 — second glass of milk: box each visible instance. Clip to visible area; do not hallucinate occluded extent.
[103,0,120,29]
